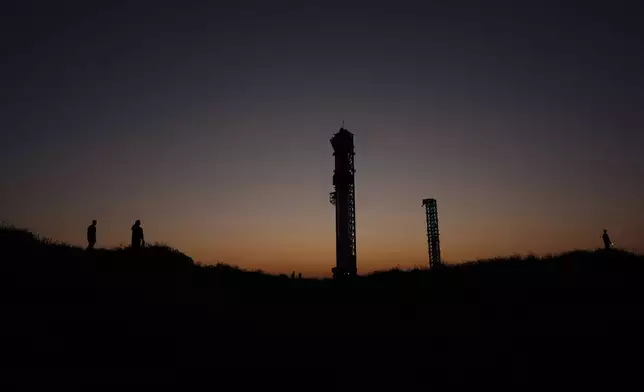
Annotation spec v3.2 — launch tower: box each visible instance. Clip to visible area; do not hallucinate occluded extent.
[330,128,357,278]
[422,198,441,268]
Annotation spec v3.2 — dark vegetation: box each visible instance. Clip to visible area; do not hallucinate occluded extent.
[1,225,643,387]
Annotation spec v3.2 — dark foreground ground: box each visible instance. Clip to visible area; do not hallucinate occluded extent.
[1,226,643,387]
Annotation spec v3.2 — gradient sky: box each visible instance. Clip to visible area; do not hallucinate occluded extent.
[2,0,643,276]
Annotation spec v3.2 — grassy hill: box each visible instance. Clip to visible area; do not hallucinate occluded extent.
[1,225,643,387]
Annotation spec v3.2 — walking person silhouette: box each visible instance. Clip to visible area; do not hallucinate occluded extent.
[86,220,97,250]
[131,220,144,249]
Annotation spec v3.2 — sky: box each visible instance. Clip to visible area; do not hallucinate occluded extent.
[1,0,643,276]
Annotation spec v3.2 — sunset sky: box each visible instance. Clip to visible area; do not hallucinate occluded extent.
[2,0,643,276]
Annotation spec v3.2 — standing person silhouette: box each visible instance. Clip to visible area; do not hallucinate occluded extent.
[131,220,144,249]
[602,229,612,250]
[86,220,97,250]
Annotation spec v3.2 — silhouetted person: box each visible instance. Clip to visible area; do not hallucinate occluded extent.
[86,220,97,250]
[298,273,302,280]
[291,271,295,279]
[602,229,612,250]
[131,220,144,249]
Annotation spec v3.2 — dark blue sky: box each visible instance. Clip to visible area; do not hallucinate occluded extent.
[2,0,643,275]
